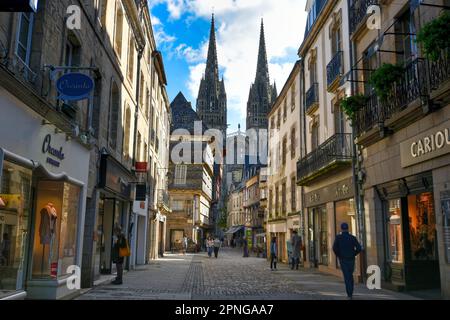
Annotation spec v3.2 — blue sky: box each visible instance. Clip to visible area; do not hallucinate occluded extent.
[149,0,308,132]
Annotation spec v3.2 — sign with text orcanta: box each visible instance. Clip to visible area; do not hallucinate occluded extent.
[56,72,94,101]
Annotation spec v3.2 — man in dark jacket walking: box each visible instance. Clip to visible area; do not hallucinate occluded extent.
[332,223,362,299]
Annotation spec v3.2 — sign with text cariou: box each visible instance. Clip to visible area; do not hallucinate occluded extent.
[56,72,94,101]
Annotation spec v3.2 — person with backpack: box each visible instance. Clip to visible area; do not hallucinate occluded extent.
[213,237,221,258]
[333,223,362,299]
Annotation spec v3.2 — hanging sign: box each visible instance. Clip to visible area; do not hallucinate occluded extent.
[56,72,94,101]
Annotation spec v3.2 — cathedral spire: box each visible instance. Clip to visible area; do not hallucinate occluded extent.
[256,18,269,82]
[205,13,219,80]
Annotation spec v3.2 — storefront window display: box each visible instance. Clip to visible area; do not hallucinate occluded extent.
[31,180,80,279]
[387,199,404,263]
[407,192,437,261]
[0,161,32,296]
[335,199,356,236]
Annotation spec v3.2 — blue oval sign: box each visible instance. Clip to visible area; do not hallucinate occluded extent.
[56,72,94,101]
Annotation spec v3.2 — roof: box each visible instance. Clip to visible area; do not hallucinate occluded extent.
[170,92,208,135]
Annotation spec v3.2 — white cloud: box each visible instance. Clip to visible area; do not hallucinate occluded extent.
[152,0,308,130]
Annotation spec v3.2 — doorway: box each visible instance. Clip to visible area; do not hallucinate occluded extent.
[135,215,146,265]
[308,205,328,267]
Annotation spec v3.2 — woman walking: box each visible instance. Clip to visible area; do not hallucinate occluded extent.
[270,237,277,271]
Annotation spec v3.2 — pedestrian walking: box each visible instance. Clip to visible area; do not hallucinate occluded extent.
[183,235,188,255]
[332,223,362,300]
[207,237,214,258]
[111,225,129,285]
[270,237,277,271]
[291,230,302,270]
[243,237,249,257]
[213,237,221,258]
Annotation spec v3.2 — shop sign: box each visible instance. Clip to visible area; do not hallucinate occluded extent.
[401,122,450,168]
[42,134,64,167]
[305,178,354,207]
[99,154,133,200]
[135,162,148,173]
[0,0,38,12]
[56,73,94,101]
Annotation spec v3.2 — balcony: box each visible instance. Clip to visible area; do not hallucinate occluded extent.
[305,83,319,115]
[349,0,378,34]
[355,51,450,143]
[297,133,353,185]
[158,189,171,213]
[327,51,344,91]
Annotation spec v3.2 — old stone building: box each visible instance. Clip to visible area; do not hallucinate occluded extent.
[268,61,302,263]
[167,92,215,251]
[350,0,450,298]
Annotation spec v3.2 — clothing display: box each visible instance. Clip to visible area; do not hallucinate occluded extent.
[0,196,5,207]
[39,203,57,245]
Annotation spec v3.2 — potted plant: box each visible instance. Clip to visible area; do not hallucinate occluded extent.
[416,10,450,61]
[340,94,369,123]
[369,63,404,101]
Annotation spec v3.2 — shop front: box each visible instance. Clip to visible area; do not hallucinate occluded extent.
[267,221,287,263]
[0,88,90,299]
[377,173,440,290]
[304,178,358,277]
[93,154,133,278]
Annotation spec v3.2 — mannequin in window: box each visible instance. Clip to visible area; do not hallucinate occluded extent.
[39,203,58,244]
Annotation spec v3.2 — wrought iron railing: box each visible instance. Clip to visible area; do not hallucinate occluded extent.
[355,52,450,136]
[158,189,170,208]
[297,133,353,183]
[350,0,379,34]
[305,82,319,114]
[327,51,344,88]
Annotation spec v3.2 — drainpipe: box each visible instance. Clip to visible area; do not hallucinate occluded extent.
[300,58,308,265]
[348,0,368,284]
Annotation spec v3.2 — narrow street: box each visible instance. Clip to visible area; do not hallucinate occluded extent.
[77,248,417,300]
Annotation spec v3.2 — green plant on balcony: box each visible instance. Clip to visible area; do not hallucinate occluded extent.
[340,94,369,123]
[416,10,450,61]
[369,63,404,101]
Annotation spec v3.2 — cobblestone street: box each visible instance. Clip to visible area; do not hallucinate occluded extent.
[77,248,418,300]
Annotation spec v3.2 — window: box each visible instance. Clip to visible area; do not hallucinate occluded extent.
[136,132,142,161]
[291,82,296,111]
[335,199,356,237]
[362,42,378,94]
[96,0,107,26]
[127,35,135,81]
[311,120,319,150]
[123,106,131,159]
[114,4,123,57]
[334,100,345,134]
[275,185,279,216]
[282,136,287,166]
[143,142,148,162]
[92,77,102,138]
[291,127,296,159]
[277,109,281,129]
[65,33,81,68]
[139,71,145,108]
[331,26,342,56]
[281,182,286,215]
[291,177,296,212]
[0,161,32,295]
[109,82,120,149]
[31,181,80,279]
[145,87,150,120]
[283,99,287,122]
[395,9,417,64]
[16,12,34,65]
[174,165,187,185]
[309,61,317,85]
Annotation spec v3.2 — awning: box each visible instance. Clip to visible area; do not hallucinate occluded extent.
[225,225,244,234]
